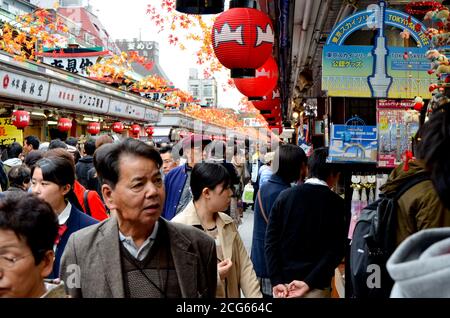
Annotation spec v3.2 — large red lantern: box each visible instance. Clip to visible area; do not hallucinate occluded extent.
[112,122,124,133]
[145,126,154,137]
[57,118,72,132]
[87,122,101,135]
[252,88,280,110]
[130,124,141,136]
[212,8,274,78]
[233,56,278,100]
[11,110,30,129]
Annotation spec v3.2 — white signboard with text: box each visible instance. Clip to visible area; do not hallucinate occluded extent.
[0,70,49,102]
[47,83,109,114]
[109,99,146,120]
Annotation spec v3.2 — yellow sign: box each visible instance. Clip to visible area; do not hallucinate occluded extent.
[0,117,24,146]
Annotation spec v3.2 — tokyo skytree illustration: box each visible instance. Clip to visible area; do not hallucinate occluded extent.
[368,1,393,98]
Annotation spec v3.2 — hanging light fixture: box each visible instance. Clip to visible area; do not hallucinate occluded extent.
[175,0,224,14]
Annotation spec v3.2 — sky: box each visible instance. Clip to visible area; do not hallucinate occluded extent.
[87,0,244,109]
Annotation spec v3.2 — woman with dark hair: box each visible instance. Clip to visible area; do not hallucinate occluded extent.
[251,144,308,298]
[31,154,97,278]
[172,163,261,298]
[5,165,31,193]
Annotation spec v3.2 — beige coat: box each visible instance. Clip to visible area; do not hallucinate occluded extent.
[173,201,262,298]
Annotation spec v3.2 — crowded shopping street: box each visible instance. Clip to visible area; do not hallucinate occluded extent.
[1,0,450,307]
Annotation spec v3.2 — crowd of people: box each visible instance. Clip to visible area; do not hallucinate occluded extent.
[1,102,450,298]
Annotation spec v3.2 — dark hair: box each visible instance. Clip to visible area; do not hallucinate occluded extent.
[24,150,44,169]
[94,138,162,189]
[48,139,67,150]
[65,137,78,147]
[273,144,307,183]
[416,106,450,209]
[24,136,40,150]
[308,147,339,181]
[7,165,31,189]
[190,163,231,201]
[0,193,58,264]
[159,145,173,155]
[206,141,227,160]
[84,139,96,156]
[7,142,23,159]
[32,150,83,211]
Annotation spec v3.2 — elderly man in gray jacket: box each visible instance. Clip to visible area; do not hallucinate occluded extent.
[60,138,217,298]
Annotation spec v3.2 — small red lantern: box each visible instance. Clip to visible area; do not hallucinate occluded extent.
[212,8,274,78]
[11,110,30,129]
[130,124,141,136]
[145,126,154,137]
[87,122,101,135]
[57,118,72,132]
[234,56,278,100]
[112,122,124,133]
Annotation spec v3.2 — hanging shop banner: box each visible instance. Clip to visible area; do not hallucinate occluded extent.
[377,100,420,168]
[38,49,110,77]
[0,118,23,147]
[322,2,433,99]
[47,83,109,114]
[328,124,378,163]
[108,99,146,120]
[0,70,49,103]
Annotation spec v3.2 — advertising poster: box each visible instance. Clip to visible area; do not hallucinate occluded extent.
[328,124,378,163]
[0,117,24,147]
[377,100,420,168]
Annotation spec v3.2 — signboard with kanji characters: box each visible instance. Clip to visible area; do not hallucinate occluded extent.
[108,99,146,120]
[0,70,49,102]
[322,4,433,99]
[144,108,161,122]
[47,83,110,114]
[0,118,23,147]
[40,51,110,76]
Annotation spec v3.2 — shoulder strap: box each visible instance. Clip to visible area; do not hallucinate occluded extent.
[257,190,269,224]
[393,172,430,200]
[83,190,91,216]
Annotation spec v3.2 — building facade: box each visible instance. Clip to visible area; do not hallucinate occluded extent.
[188,69,218,108]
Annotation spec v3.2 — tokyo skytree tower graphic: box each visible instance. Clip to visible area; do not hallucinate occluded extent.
[368,1,393,98]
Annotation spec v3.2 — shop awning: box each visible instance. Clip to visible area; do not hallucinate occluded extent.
[153,127,172,137]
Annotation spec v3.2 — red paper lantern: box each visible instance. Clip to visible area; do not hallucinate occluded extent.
[87,122,101,135]
[112,122,124,133]
[130,124,141,136]
[212,8,274,78]
[57,118,72,132]
[234,56,278,100]
[11,110,30,129]
[251,87,281,111]
[145,126,154,136]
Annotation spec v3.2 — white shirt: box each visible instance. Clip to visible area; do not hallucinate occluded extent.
[119,221,159,261]
[58,202,72,225]
[305,178,329,188]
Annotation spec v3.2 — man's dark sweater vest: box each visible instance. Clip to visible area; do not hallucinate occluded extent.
[120,226,181,298]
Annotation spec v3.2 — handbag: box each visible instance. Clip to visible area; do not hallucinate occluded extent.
[242,183,254,204]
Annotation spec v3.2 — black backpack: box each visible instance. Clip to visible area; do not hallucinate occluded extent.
[349,172,430,298]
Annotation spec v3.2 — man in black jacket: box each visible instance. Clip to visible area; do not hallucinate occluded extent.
[75,139,95,188]
[265,147,347,298]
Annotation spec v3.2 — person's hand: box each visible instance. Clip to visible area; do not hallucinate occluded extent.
[218,259,233,280]
[272,284,288,298]
[287,280,310,298]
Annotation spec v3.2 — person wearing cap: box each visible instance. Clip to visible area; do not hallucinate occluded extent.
[162,134,211,220]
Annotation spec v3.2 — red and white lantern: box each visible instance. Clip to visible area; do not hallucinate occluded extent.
[87,122,101,135]
[145,126,154,137]
[57,118,72,132]
[234,56,278,100]
[11,110,30,129]
[130,124,141,136]
[212,8,274,77]
[252,88,281,111]
[112,122,124,134]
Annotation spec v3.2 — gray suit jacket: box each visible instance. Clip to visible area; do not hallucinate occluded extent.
[60,216,217,298]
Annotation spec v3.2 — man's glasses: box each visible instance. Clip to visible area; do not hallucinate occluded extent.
[0,254,33,269]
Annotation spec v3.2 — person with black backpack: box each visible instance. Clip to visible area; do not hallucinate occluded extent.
[350,114,450,298]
